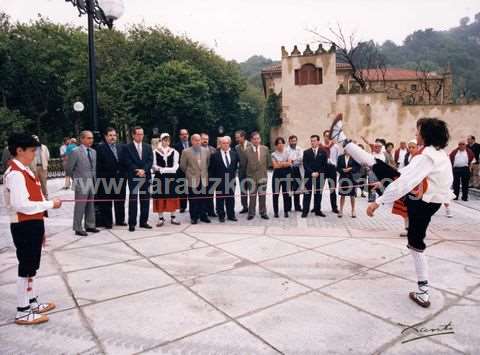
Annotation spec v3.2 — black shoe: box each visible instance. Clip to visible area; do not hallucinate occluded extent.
[274,213,279,218]
[311,208,315,213]
[219,217,226,223]
[332,208,339,214]
[191,219,198,225]
[86,228,100,233]
[180,208,186,213]
[140,223,153,229]
[75,231,88,237]
[105,225,113,230]
[315,211,326,217]
[295,207,303,212]
[284,212,289,218]
[200,216,211,223]
[301,212,308,218]
[128,226,135,232]
[261,214,269,220]
[208,212,218,218]
[239,208,248,214]
[116,222,128,226]
[453,197,459,201]
[462,197,468,202]
[247,215,254,220]
[228,216,238,222]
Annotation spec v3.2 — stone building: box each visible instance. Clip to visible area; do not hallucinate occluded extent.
[261,44,479,148]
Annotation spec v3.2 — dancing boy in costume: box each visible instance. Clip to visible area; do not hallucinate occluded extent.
[330,115,454,308]
[4,133,62,325]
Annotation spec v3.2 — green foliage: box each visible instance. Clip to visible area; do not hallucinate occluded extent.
[0,14,264,153]
[0,107,28,144]
[238,55,278,89]
[378,16,480,98]
[264,91,282,129]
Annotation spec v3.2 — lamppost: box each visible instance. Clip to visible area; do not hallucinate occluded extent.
[65,0,125,138]
[73,101,85,136]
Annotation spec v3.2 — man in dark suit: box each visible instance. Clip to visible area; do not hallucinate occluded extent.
[122,126,153,232]
[210,136,239,222]
[174,128,190,213]
[201,132,218,217]
[302,134,328,218]
[95,127,127,229]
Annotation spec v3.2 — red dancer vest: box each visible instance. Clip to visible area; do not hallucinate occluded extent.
[8,160,46,222]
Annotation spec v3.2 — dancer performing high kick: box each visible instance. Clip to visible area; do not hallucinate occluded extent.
[329,114,454,308]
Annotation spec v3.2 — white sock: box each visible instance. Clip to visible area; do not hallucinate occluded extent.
[16,277,29,309]
[410,249,428,282]
[28,277,37,302]
[344,142,376,167]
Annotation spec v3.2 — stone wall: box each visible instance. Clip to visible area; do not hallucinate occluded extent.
[272,91,480,149]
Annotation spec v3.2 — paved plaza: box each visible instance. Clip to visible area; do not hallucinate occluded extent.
[1,178,479,354]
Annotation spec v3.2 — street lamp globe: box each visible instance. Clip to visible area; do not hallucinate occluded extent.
[98,0,125,22]
[73,101,85,112]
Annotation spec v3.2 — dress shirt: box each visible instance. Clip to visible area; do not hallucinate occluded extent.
[453,150,469,168]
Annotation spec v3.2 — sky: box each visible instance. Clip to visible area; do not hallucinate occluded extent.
[1,0,479,62]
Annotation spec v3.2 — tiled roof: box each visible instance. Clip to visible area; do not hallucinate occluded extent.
[360,68,442,81]
[261,63,282,73]
[261,64,443,81]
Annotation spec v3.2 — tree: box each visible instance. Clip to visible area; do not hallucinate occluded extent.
[460,17,470,26]
[0,107,28,144]
[310,25,386,90]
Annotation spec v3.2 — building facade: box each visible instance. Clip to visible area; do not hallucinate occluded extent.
[261,44,478,148]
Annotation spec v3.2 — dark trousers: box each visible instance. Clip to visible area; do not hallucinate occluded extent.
[453,167,470,200]
[178,171,188,211]
[371,159,440,252]
[272,168,292,214]
[11,220,44,277]
[128,177,150,227]
[189,182,208,220]
[238,173,249,210]
[303,175,326,213]
[326,163,338,211]
[406,198,441,252]
[97,176,126,227]
[206,181,216,216]
[216,180,236,218]
[290,166,302,210]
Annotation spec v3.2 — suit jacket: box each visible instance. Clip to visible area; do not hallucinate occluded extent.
[66,145,97,179]
[122,142,153,179]
[235,141,253,176]
[210,149,239,188]
[245,145,271,182]
[95,142,125,178]
[337,154,360,179]
[179,146,211,187]
[303,148,327,178]
[174,141,190,156]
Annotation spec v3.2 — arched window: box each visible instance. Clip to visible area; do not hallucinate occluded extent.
[295,64,322,86]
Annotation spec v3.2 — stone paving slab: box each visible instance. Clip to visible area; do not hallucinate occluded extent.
[0,178,479,354]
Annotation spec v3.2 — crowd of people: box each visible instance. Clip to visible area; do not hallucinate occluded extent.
[5,124,467,237]
[1,114,470,325]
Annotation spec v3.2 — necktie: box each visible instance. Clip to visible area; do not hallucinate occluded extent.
[136,143,142,159]
[257,146,261,161]
[314,149,317,158]
[224,151,230,167]
[110,144,118,160]
[87,148,93,168]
